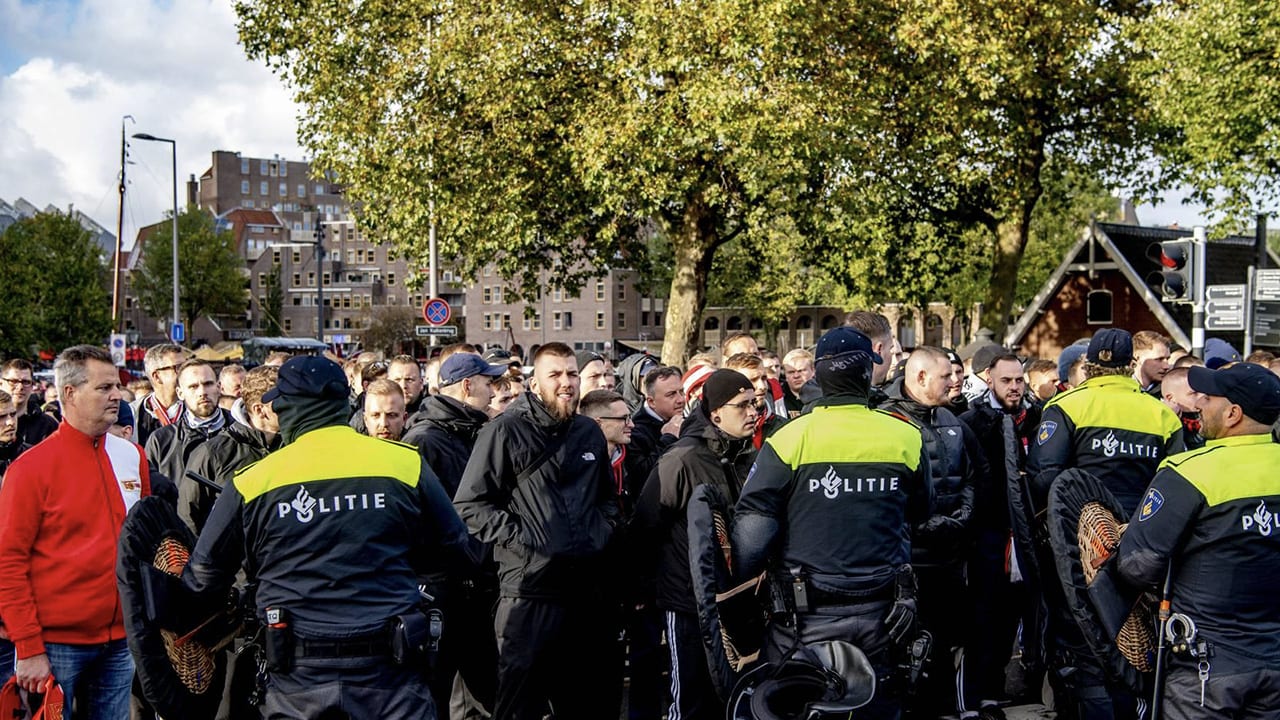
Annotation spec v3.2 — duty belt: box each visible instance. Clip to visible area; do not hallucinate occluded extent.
[295,631,391,659]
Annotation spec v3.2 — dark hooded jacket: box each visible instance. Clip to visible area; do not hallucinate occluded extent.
[624,404,678,505]
[877,377,979,564]
[181,419,281,533]
[402,395,489,497]
[16,407,57,448]
[144,409,233,490]
[453,391,620,600]
[633,410,755,614]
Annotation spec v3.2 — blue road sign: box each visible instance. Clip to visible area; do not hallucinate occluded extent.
[170,322,185,343]
[423,298,452,326]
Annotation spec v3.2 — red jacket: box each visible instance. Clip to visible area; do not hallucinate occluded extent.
[0,423,149,658]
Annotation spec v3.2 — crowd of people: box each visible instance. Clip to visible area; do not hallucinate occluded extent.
[0,314,1276,720]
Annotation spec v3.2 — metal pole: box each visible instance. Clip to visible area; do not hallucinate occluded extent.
[1245,265,1256,356]
[428,201,438,348]
[316,221,325,342]
[1257,213,1268,270]
[112,117,131,331]
[1191,226,1207,359]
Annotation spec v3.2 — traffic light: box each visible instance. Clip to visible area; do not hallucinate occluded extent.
[314,223,325,245]
[1146,239,1196,302]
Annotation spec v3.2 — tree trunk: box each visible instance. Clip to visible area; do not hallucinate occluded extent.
[661,202,716,366]
[983,214,1032,343]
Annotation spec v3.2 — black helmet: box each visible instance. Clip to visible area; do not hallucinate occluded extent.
[728,641,876,720]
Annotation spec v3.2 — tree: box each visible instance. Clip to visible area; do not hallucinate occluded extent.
[360,305,417,356]
[0,212,112,358]
[1130,0,1280,223]
[133,206,248,334]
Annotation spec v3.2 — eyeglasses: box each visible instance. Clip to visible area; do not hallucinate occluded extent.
[151,365,179,375]
[721,399,758,411]
[596,415,635,425]
[1,378,34,388]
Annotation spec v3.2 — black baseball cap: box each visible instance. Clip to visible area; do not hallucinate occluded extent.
[1087,328,1133,369]
[262,356,349,403]
[1188,363,1280,425]
[440,353,508,387]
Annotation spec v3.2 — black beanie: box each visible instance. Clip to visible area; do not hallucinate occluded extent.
[701,369,754,417]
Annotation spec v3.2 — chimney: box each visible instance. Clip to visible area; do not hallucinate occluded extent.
[187,174,198,207]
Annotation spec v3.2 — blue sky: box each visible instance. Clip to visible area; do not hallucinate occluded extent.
[0,0,1216,248]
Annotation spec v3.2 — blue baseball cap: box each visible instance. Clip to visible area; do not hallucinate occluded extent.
[1087,328,1133,368]
[262,356,349,403]
[1204,338,1241,370]
[815,327,883,363]
[1188,362,1280,424]
[440,353,508,387]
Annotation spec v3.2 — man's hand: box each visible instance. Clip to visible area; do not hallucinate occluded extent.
[15,653,51,693]
[661,414,683,438]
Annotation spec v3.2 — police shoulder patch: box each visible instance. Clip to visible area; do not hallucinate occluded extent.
[1036,421,1058,446]
[1138,487,1164,522]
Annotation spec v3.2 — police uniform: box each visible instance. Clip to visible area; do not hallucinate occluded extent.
[1025,329,1183,720]
[1118,363,1280,720]
[183,357,477,720]
[733,327,933,720]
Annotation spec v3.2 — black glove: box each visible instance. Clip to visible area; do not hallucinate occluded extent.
[917,514,964,540]
[884,564,917,644]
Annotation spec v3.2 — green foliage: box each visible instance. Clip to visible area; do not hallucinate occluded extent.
[134,206,248,332]
[0,213,112,358]
[1018,162,1121,306]
[1130,0,1280,220]
[360,305,417,356]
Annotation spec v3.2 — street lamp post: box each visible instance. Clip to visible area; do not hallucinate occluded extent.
[132,132,180,341]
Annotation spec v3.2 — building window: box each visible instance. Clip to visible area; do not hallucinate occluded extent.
[315,184,324,195]
[503,313,511,329]
[308,272,315,286]
[387,272,396,286]
[595,280,605,302]
[617,282,626,300]
[641,311,650,326]
[291,273,301,287]
[443,270,454,282]
[532,312,542,330]
[279,182,287,195]
[240,157,249,174]
[322,272,330,285]
[388,294,398,305]
[284,318,292,331]
[257,272,266,287]
[292,249,301,264]
[553,288,562,303]
[244,200,255,208]
[259,181,268,195]
[655,311,662,326]
[343,294,351,309]
[364,293,371,307]
[523,314,532,331]
[553,312,563,330]
[240,180,250,194]
[563,311,572,329]
[260,159,269,174]
[483,313,492,331]
[279,162,287,177]
[272,250,281,264]
[347,249,355,264]
[617,312,627,329]
[483,265,493,277]
[482,287,492,304]
[596,311,605,329]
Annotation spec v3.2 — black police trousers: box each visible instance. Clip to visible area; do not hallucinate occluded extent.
[493,596,617,720]
[261,657,435,720]
[765,598,900,720]
[1163,652,1280,720]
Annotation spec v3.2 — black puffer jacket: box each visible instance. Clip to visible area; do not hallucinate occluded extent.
[879,378,979,563]
[144,409,233,491]
[182,420,280,532]
[959,396,1038,533]
[453,392,620,600]
[402,395,489,497]
[633,410,755,614]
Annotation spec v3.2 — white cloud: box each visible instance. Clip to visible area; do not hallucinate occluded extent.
[0,0,302,245]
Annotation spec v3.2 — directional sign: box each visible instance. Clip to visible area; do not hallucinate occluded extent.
[1206,284,1246,301]
[423,297,451,326]
[1255,270,1280,301]
[170,322,185,344]
[415,325,458,337]
[1254,301,1280,347]
[109,333,126,367]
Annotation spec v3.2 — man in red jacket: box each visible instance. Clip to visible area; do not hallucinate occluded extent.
[0,345,149,719]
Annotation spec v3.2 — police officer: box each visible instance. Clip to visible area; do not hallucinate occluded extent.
[733,327,933,720]
[182,356,477,719]
[1026,328,1184,720]
[1118,363,1280,720]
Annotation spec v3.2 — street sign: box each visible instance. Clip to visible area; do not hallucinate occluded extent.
[423,297,451,326]
[1206,284,1246,301]
[415,325,458,337]
[109,334,126,367]
[1255,269,1280,301]
[170,322,185,344]
[1254,301,1280,347]
[1205,285,1246,331]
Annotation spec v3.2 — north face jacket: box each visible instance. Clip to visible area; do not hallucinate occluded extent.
[453,392,620,600]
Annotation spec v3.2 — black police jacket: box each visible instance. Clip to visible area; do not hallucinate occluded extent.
[183,423,476,639]
[879,379,980,562]
[182,419,280,533]
[453,392,620,600]
[633,410,754,614]
[402,395,489,498]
